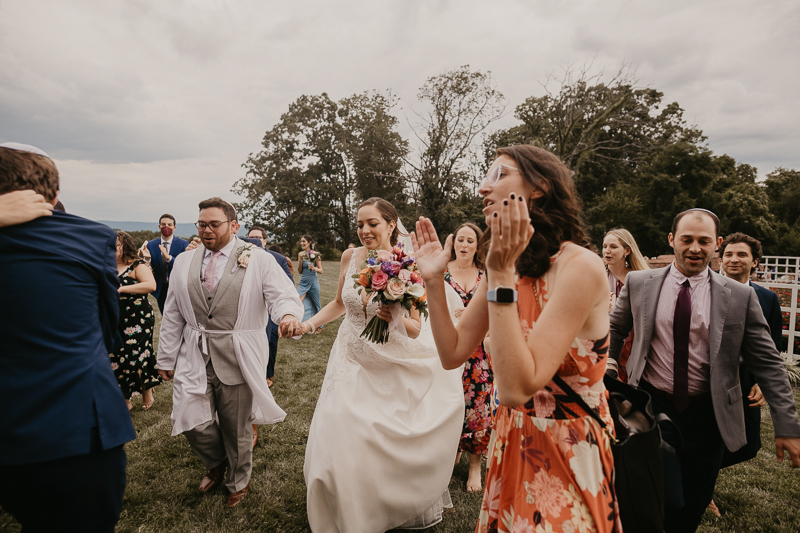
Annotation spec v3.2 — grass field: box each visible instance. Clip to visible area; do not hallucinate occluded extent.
[3,260,800,532]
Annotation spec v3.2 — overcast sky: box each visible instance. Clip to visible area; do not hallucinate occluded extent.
[2,0,798,224]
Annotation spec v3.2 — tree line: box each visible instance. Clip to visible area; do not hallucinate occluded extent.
[233,65,800,258]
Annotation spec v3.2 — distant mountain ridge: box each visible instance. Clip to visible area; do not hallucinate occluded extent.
[97,220,198,238]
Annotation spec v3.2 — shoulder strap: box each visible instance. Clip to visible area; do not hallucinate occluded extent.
[552,375,609,431]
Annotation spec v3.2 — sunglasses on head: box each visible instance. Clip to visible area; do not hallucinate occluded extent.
[481,163,519,187]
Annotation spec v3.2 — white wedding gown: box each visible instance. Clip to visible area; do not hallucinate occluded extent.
[304,252,465,533]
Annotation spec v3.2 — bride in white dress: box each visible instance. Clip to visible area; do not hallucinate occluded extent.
[299,197,465,533]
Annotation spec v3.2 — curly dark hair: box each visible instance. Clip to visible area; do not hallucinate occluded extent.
[720,232,763,273]
[449,222,485,270]
[485,145,589,279]
[116,231,139,265]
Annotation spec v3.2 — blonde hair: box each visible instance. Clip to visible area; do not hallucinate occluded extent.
[605,228,649,271]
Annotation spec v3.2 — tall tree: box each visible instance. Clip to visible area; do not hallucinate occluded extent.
[234,91,407,250]
[405,66,507,235]
[763,168,800,255]
[485,66,704,206]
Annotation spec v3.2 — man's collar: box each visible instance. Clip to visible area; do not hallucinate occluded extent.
[668,262,710,288]
[205,237,237,258]
[161,235,174,244]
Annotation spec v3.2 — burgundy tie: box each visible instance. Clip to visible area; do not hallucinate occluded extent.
[673,280,691,412]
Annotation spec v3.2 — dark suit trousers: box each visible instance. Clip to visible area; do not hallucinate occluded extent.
[0,428,126,533]
[650,391,725,533]
[156,282,169,313]
[266,319,279,379]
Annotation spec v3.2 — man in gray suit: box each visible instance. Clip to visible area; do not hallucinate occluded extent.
[609,208,800,533]
[158,197,304,508]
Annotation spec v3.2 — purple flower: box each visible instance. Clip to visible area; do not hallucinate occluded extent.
[382,261,402,276]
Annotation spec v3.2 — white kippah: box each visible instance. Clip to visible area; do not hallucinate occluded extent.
[0,142,50,158]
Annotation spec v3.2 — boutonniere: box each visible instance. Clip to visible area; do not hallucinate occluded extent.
[235,243,254,270]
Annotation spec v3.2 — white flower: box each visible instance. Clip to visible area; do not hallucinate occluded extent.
[406,283,425,298]
[237,244,253,268]
[384,278,406,300]
[568,441,604,497]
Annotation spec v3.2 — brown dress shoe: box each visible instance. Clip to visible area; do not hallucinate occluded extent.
[226,482,250,508]
[198,460,228,493]
[252,424,258,449]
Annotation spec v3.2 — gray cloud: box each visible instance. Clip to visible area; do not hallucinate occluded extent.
[1,0,798,221]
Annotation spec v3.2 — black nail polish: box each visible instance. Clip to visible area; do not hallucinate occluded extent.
[510,193,516,199]
[519,196,523,201]
[503,200,508,206]
[493,212,498,217]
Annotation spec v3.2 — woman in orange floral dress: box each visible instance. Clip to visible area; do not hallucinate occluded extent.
[414,144,622,533]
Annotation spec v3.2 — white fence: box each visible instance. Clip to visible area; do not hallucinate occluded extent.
[755,256,799,358]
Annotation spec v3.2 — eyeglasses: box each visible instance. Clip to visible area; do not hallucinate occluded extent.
[195,220,230,231]
[481,163,519,187]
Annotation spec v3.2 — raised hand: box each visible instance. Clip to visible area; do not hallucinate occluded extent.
[140,242,151,260]
[411,217,453,283]
[486,193,534,274]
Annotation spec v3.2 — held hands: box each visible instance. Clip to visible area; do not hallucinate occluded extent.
[278,315,305,338]
[775,437,800,467]
[158,369,174,381]
[411,217,453,283]
[485,193,534,274]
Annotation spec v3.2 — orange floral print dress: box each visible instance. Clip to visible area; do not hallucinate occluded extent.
[477,248,622,533]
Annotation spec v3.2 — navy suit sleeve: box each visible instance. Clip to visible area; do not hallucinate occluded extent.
[99,231,122,353]
[265,249,293,282]
[165,238,189,275]
[765,292,783,352]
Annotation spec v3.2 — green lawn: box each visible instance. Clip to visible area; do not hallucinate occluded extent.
[3,260,800,532]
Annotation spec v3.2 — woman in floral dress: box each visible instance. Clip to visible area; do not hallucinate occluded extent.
[445,222,493,493]
[414,144,622,532]
[110,231,160,411]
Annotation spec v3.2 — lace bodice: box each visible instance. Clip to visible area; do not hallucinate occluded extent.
[341,251,381,329]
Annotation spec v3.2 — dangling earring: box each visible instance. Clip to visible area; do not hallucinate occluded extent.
[625,255,630,268]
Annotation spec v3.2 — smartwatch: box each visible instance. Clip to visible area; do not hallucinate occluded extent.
[486,286,518,304]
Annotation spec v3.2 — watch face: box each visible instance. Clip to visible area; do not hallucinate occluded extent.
[496,287,515,303]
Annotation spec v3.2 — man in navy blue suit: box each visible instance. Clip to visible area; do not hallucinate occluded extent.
[142,214,189,313]
[247,226,294,389]
[0,143,136,532]
[719,232,784,465]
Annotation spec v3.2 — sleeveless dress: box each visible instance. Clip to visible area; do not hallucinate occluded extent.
[297,252,322,322]
[109,260,160,399]
[304,251,465,533]
[477,246,621,533]
[445,268,494,457]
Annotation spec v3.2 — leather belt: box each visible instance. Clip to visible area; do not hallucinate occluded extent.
[639,379,709,408]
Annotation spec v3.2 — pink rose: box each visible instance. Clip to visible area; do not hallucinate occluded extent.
[398,269,412,283]
[371,270,389,291]
[377,250,393,262]
[384,277,406,300]
[410,272,422,285]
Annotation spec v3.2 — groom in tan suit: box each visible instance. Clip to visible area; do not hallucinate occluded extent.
[158,197,303,508]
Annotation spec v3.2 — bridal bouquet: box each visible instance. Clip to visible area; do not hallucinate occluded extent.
[352,243,428,344]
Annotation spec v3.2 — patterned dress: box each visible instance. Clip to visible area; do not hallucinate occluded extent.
[477,247,621,533]
[445,267,494,457]
[109,260,160,399]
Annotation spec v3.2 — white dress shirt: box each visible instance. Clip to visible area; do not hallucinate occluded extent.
[201,238,237,290]
[643,263,712,394]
